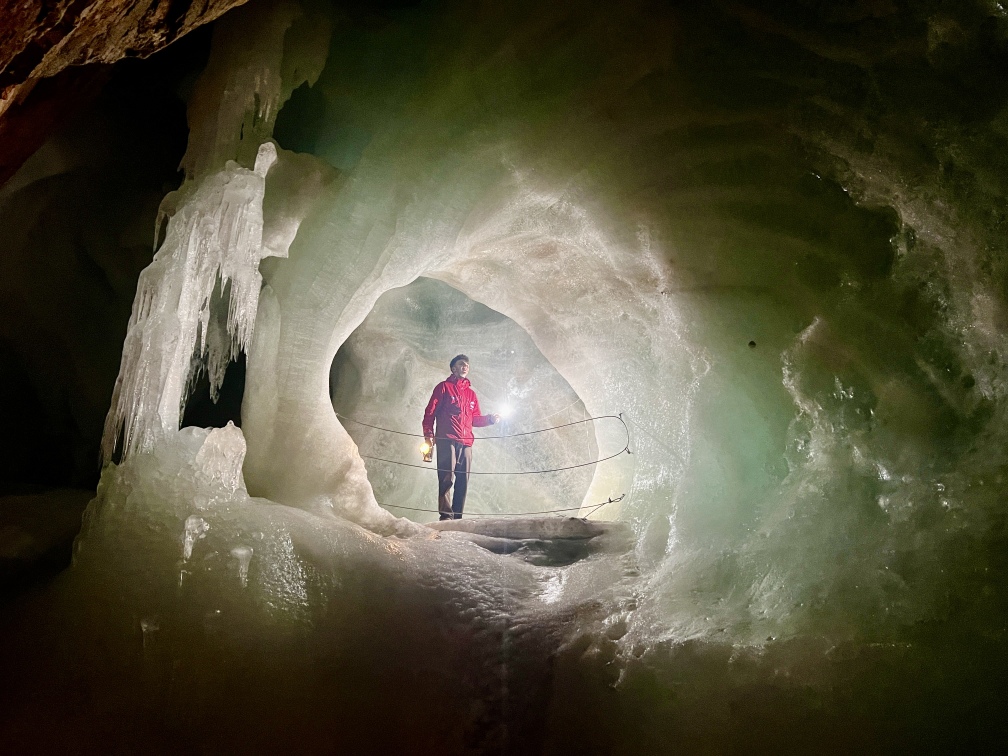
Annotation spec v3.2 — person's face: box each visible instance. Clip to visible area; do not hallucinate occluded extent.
[451,360,469,379]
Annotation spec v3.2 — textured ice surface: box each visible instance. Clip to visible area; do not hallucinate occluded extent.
[230,545,253,587]
[101,143,278,462]
[101,0,333,464]
[181,515,209,561]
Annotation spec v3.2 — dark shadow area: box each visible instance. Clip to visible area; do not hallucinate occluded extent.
[274,80,328,155]
[0,28,213,604]
[181,354,247,430]
[0,27,211,493]
[0,339,76,495]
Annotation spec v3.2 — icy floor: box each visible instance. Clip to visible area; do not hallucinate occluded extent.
[0,426,978,752]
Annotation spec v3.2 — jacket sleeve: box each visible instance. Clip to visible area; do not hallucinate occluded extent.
[471,393,495,427]
[422,384,441,438]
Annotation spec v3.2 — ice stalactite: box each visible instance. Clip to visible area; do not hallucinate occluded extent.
[101,142,278,462]
[100,0,331,463]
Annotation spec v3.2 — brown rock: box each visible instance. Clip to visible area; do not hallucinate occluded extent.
[0,0,249,185]
[0,63,111,187]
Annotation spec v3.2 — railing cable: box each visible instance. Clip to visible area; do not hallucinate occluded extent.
[335,412,631,475]
[382,494,624,518]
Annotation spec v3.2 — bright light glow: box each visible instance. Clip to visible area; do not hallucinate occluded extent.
[499,403,514,419]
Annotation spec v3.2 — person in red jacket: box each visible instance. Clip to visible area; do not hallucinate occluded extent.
[422,354,500,520]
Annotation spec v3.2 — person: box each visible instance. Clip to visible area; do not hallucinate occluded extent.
[422,354,500,520]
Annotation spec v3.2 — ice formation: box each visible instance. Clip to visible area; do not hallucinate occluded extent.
[101,0,332,465]
[15,0,1008,750]
[102,143,278,461]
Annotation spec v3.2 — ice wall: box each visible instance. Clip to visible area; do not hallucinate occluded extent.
[240,11,702,526]
[227,0,1008,660]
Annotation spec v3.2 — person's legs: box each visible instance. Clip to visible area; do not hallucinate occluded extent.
[451,444,472,519]
[436,439,457,520]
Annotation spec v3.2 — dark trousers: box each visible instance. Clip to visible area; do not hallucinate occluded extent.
[436,439,472,520]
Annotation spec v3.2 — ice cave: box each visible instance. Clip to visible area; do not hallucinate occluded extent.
[1,0,1007,752]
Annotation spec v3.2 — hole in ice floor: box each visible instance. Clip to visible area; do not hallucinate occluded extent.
[329,276,598,523]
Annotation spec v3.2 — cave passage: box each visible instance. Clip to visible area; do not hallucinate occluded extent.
[329,276,601,522]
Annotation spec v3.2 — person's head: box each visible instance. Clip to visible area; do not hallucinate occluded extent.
[450,354,470,378]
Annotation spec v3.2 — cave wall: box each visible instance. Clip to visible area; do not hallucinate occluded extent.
[0,31,211,493]
[0,0,249,185]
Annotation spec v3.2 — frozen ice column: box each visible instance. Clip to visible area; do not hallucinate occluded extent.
[101,143,279,462]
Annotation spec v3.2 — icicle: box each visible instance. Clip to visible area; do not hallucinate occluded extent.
[102,142,279,463]
[182,516,210,562]
[231,546,253,587]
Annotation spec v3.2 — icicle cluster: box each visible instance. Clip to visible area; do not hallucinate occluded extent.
[101,142,278,463]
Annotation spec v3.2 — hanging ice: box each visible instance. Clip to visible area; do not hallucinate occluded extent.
[230,546,253,587]
[101,142,278,462]
[182,515,210,561]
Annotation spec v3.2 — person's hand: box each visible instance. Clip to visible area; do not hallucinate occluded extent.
[492,413,501,424]
[424,435,434,446]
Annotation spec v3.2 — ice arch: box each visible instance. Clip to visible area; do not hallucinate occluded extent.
[240,147,701,538]
[330,276,600,522]
[87,0,704,547]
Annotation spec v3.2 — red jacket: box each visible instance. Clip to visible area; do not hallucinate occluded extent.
[422,375,494,446]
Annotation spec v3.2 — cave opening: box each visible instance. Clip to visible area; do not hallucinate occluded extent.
[328,275,601,522]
